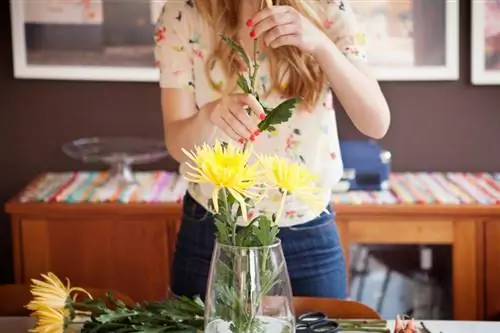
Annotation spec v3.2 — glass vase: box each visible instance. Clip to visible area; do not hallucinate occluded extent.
[204,240,294,333]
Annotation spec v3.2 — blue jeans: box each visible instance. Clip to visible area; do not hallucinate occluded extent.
[171,193,347,299]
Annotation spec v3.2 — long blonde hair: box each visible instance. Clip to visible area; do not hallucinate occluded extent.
[196,0,327,108]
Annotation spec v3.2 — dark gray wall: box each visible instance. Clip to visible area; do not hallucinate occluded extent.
[1,0,499,283]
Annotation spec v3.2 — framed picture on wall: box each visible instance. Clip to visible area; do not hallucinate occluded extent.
[10,0,162,82]
[350,0,459,81]
[10,0,459,82]
[471,0,500,85]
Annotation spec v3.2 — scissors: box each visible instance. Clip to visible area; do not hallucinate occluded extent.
[295,312,341,333]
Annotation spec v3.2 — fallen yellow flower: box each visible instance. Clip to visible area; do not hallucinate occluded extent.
[29,306,67,333]
[26,272,92,312]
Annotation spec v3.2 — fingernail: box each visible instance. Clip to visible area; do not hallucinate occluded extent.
[249,135,255,141]
[250,30,256,38]
[253,130,261,136]
[238,137,245,144]
[246,19,253,27]
[259,114,266,120]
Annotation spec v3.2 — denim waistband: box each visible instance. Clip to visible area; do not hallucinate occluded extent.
[283,206,334,230]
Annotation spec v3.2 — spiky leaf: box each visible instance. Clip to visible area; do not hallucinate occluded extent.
[258,97,299,132]
[220,35,250,69]
[236,73,251,94]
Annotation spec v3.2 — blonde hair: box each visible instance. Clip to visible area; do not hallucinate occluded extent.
[196,0,327,108]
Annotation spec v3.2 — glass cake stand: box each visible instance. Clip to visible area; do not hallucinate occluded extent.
[62,137,169,186]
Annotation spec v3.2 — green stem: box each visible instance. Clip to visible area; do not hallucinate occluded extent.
[220,189,236,246]
[250,38,259,92]
[274,191,287,226]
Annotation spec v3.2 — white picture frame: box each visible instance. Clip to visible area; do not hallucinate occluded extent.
[471,0,500,85]
[10,0,160,82]
[10,0,459,83]
[350,0,460,81]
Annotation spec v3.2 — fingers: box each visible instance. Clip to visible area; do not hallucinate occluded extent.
[234,94,266,120]
[268,33,297,49]
[210,104,247,142]
[263,23,297,47]
[250,10,294,40]
[249,6,290,31]
[210,94,266,143]
[225,103,256,142]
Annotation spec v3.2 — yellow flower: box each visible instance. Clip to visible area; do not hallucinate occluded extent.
[26,272,92,311]
[29,306,68,333]
[182,141,260,220]
[258,155,324,212]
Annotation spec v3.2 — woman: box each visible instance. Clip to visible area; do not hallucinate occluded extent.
[154,0,390,299]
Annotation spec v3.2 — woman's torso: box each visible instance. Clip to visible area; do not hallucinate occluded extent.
[171,2,344,226]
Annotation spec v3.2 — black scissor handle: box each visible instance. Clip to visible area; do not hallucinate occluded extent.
[310,320,340,333]
[295,323,310,332]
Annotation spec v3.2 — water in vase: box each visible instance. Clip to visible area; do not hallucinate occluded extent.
[205,316,293,333]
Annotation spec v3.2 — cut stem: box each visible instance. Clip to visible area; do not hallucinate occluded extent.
[274,191,288,225]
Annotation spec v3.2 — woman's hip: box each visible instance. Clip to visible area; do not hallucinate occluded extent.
[279,209,345,279]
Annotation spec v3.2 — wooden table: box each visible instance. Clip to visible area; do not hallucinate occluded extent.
[2,317,499,332]
[5,172,500,321]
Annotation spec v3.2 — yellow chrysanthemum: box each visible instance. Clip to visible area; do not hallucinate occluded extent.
[29,306,68,333]
[182,141,260,220]
[26,272,92,311]
[258,155,324,212]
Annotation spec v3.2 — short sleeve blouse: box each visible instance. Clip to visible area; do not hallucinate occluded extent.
[154,0,367,226]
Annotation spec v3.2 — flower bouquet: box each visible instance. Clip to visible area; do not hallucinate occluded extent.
[184,16,325,332]
[186,137,326,333]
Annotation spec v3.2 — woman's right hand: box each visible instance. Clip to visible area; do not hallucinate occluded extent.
[207,94,266,143]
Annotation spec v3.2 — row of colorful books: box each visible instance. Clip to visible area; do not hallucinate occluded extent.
[18,171,500,205]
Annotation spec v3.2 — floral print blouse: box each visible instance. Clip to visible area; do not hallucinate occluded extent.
[154,0,367,227]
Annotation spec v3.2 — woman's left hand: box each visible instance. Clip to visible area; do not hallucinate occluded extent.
[248,6,328,54]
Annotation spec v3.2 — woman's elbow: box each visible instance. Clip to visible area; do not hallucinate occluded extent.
[361,104,391,139]
[164,131,187,163]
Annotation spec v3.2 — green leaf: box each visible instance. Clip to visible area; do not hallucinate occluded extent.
[235,217,260,246]
[220,35,250,70]
[250,215,278,246]
[258,97,299,132]
[214,217,231,244]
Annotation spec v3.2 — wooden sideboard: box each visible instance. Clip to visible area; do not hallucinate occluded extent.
[485,219,500,320]
[4,174,500,321]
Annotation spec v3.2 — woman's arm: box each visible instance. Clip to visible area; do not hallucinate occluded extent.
[313,1,390,139]
[249,0,390,139]
[161,89,218,163]
[156,2,265,163]
[313,39,390,139]
[154,2,218,162]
